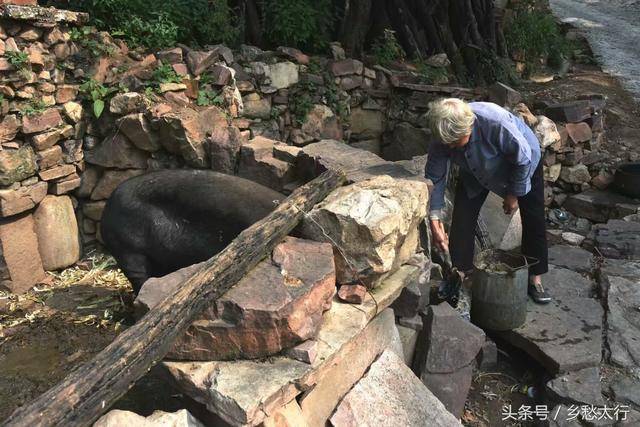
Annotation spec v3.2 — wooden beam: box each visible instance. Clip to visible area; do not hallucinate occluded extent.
[4,169,346,427]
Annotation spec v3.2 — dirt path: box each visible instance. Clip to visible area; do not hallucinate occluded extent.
[549,0,640,101]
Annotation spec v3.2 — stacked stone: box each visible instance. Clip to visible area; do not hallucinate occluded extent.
[488,83,611,208]
[0,4,88,293]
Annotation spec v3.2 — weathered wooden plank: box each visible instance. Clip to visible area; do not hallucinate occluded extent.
[4,169,345,427]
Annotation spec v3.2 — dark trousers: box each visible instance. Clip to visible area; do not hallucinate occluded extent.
[449,161,548,276]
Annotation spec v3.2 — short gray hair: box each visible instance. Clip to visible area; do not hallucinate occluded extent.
[426,98,475,145]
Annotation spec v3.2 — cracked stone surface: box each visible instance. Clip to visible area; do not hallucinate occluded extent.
[498,295,603,374]
[604,275,640,369]
[548,245,594,274]
[546,367,606,406]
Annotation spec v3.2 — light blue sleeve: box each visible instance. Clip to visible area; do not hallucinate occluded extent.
[494,119,533,197]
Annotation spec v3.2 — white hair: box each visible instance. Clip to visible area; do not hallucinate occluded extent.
[426,98,475,145]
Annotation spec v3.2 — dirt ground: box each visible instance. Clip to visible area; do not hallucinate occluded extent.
[0,251,134,420]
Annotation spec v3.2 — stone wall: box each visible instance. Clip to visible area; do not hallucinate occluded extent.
[0,2,609,296]
[0,4,88,293]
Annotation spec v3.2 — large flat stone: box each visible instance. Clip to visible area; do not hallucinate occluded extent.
[545,367,605,406]
[564,189,639,223]
[162,306,402,427]
[548,245,594,274]
[593,220,640,260]
[546,265,594,299]
[497,295,603,374]
[296,139,425,184]
[300,175,427,288]
[329,350,462,427]
[605,275,640,369]
[138,237,336,361]
[599,258,640,282]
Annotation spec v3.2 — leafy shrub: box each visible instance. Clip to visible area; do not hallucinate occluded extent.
[371,29,405,66]
[504,8,570,73]
[50,0,239,49]
[21,98,47,117]
[196,89,223,107]
[70,26,117,57]
[5,50,29,69]
[262,0,334,52]
[79,79,118,118]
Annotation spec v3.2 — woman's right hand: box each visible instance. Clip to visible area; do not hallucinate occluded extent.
[429,219,449,252]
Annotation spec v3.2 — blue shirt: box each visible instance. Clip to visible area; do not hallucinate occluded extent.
[425,102,541,218]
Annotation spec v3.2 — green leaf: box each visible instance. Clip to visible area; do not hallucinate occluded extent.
[93,99,105,118]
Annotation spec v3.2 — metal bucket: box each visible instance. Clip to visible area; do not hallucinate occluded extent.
[471,249,537,331]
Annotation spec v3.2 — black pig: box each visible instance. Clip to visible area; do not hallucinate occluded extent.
[100,170,285,293]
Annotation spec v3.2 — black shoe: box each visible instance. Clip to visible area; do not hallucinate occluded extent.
[528,282,552,304]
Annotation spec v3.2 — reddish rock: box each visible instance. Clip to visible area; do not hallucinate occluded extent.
[30,125,71,151]
[90,169,144,201]
[565,122,592,144]
[209,125,243,174]
[163,90,190,106]
[136,236,336,361]
[38,164,75,181]
[36,145,62,169]
[0,114,20,143]
[0,181,47,217]
[156,106,227,168]
[116,113,160,152]
[27,46,44,68]
[55,84,79,104]
[209,65,232,85]
[277,46,310,64]
[238,136,296,192]
[0,213,46,294]
[338,284,367,304]
[171,63,189,76]
[186,50,219,76]
[33,195,80,271]
[330,59,363,76]
[85,132,149,169]
[286,340,318,364]
[50,176,81,195]
[22,109,63,134]
[157,48,183,64]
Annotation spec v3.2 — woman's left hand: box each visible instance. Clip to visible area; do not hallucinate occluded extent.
[503,194,519,215]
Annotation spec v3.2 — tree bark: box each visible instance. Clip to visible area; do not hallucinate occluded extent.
[3,170,346,427]
[339,0,373,57]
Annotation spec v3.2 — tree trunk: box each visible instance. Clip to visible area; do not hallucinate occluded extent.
[3,170,346,427]
[339,0,373,57]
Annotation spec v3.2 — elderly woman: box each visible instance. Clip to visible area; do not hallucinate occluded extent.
[425,98,550,304]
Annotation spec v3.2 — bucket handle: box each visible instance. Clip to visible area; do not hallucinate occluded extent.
[494,250,539,273]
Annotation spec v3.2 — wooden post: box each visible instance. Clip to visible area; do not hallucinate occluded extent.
[4,169,345,427]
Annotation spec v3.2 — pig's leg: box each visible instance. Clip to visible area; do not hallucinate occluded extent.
[116,252,153,294]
